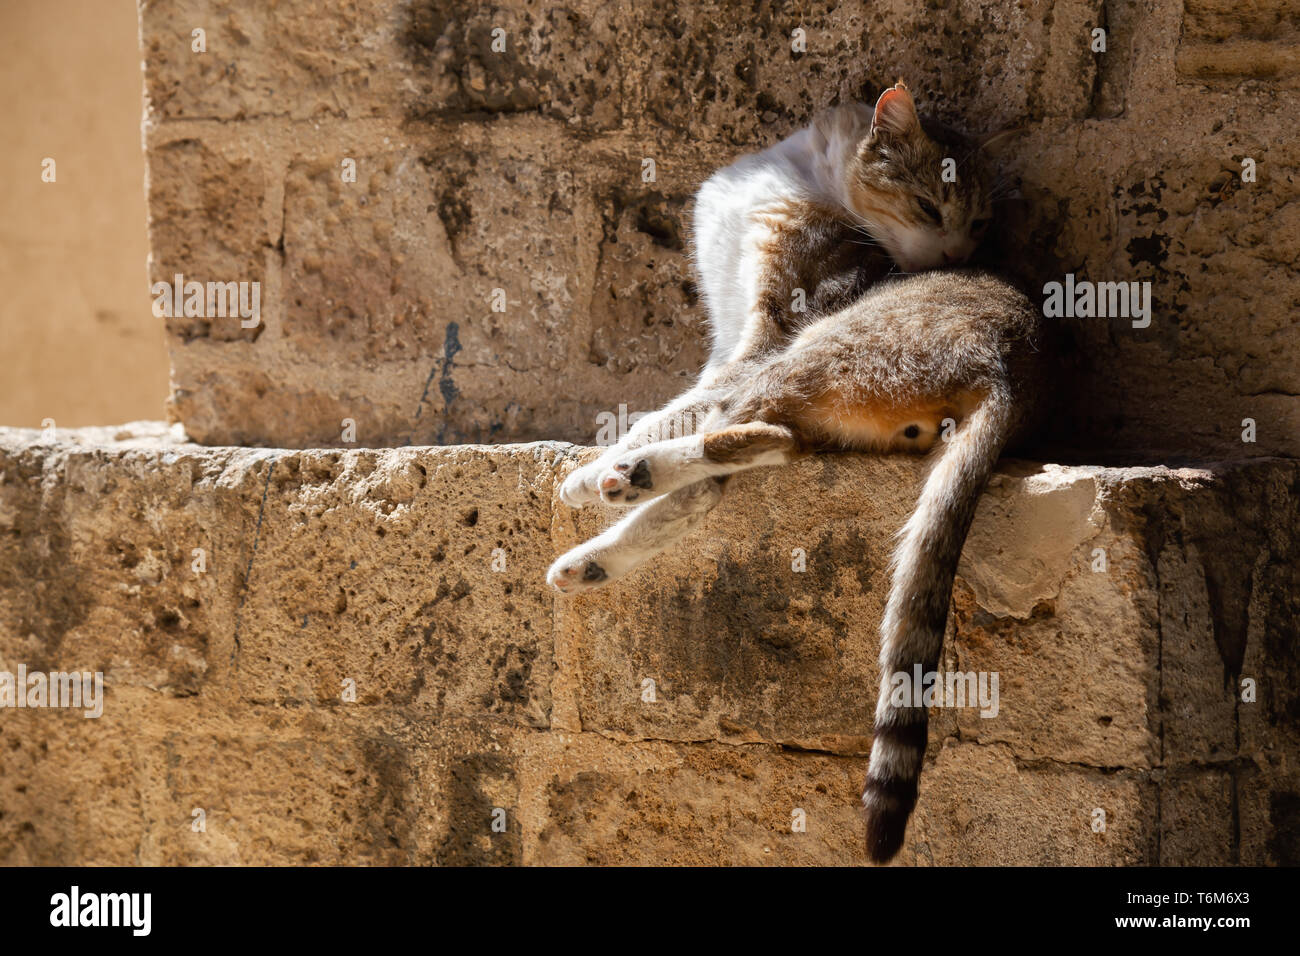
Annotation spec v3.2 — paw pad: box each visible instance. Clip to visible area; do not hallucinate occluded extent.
[625,459,653,489]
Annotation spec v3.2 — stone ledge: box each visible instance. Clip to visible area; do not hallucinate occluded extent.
[0,423,1295,864]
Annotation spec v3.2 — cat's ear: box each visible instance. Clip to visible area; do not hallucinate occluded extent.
[870,81,920,139]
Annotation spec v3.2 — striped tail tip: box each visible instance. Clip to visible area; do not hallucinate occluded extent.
[861,720,928,863]
[861,773,919,863]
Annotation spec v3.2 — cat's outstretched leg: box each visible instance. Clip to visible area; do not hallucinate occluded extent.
[596,422,800,506]
[547,478,724,593]
[558,380,730,507]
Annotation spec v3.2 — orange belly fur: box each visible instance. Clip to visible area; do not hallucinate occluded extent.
[797,388,986,453]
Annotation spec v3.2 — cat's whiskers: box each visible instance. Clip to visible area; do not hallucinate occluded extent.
[845,227,886,248]
[831,197,891,249]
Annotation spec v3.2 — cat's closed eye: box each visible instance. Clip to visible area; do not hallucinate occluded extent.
[971,217,991,235]
[916,196,942,225]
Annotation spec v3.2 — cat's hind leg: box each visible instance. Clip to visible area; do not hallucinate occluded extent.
[547,478,724,593]
[597,422,800,506]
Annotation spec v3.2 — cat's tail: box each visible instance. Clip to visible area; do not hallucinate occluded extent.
[861,389,1015,863]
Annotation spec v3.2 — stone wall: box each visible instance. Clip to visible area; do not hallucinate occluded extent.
[4,0,1289,867]
[0,424,1295,864]
[139,0,1300,460]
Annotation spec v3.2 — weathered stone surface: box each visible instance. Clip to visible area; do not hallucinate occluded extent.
[139,708,528,866]
[1175,0,1300,88]
[0,690,532,866]
[0,707,150,866]
[138,0,409,122]
[949,467,1161,769]
[908,742,1158,866]
[1238,753,1300,866]
[233,444,560,727]
[1007,114,1300,462]
[0,423,259,696]
[552,451,915,751]
[141,0,1101,129]
[1158,766,1237,866]
[139,0,1300,459]
[144,137,269,343]
[517,732,869,865]
[1,424,1295,864]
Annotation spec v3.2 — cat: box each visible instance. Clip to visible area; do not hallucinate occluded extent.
[546,81,1045,863]
[555,81,994,507]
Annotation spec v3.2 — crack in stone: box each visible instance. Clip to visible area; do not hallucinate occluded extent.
[231,454,278,662]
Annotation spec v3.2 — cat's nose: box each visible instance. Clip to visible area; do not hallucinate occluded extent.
[943,251,961,263]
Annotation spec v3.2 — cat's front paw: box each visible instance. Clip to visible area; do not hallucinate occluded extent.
[598,457,653,505]
[547,550,611,594]
[559,462,604,508]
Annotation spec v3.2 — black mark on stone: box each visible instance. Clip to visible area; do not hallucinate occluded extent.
[1126,232,1169,269]
[407,321,462,446]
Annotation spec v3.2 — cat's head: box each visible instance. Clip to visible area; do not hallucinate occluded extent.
[847,81,993,273]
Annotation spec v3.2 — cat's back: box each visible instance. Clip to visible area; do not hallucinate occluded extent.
[784,269,1043,396]
[851,269,1040,343]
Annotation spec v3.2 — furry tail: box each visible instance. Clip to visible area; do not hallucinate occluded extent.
[862,391,1014,863]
